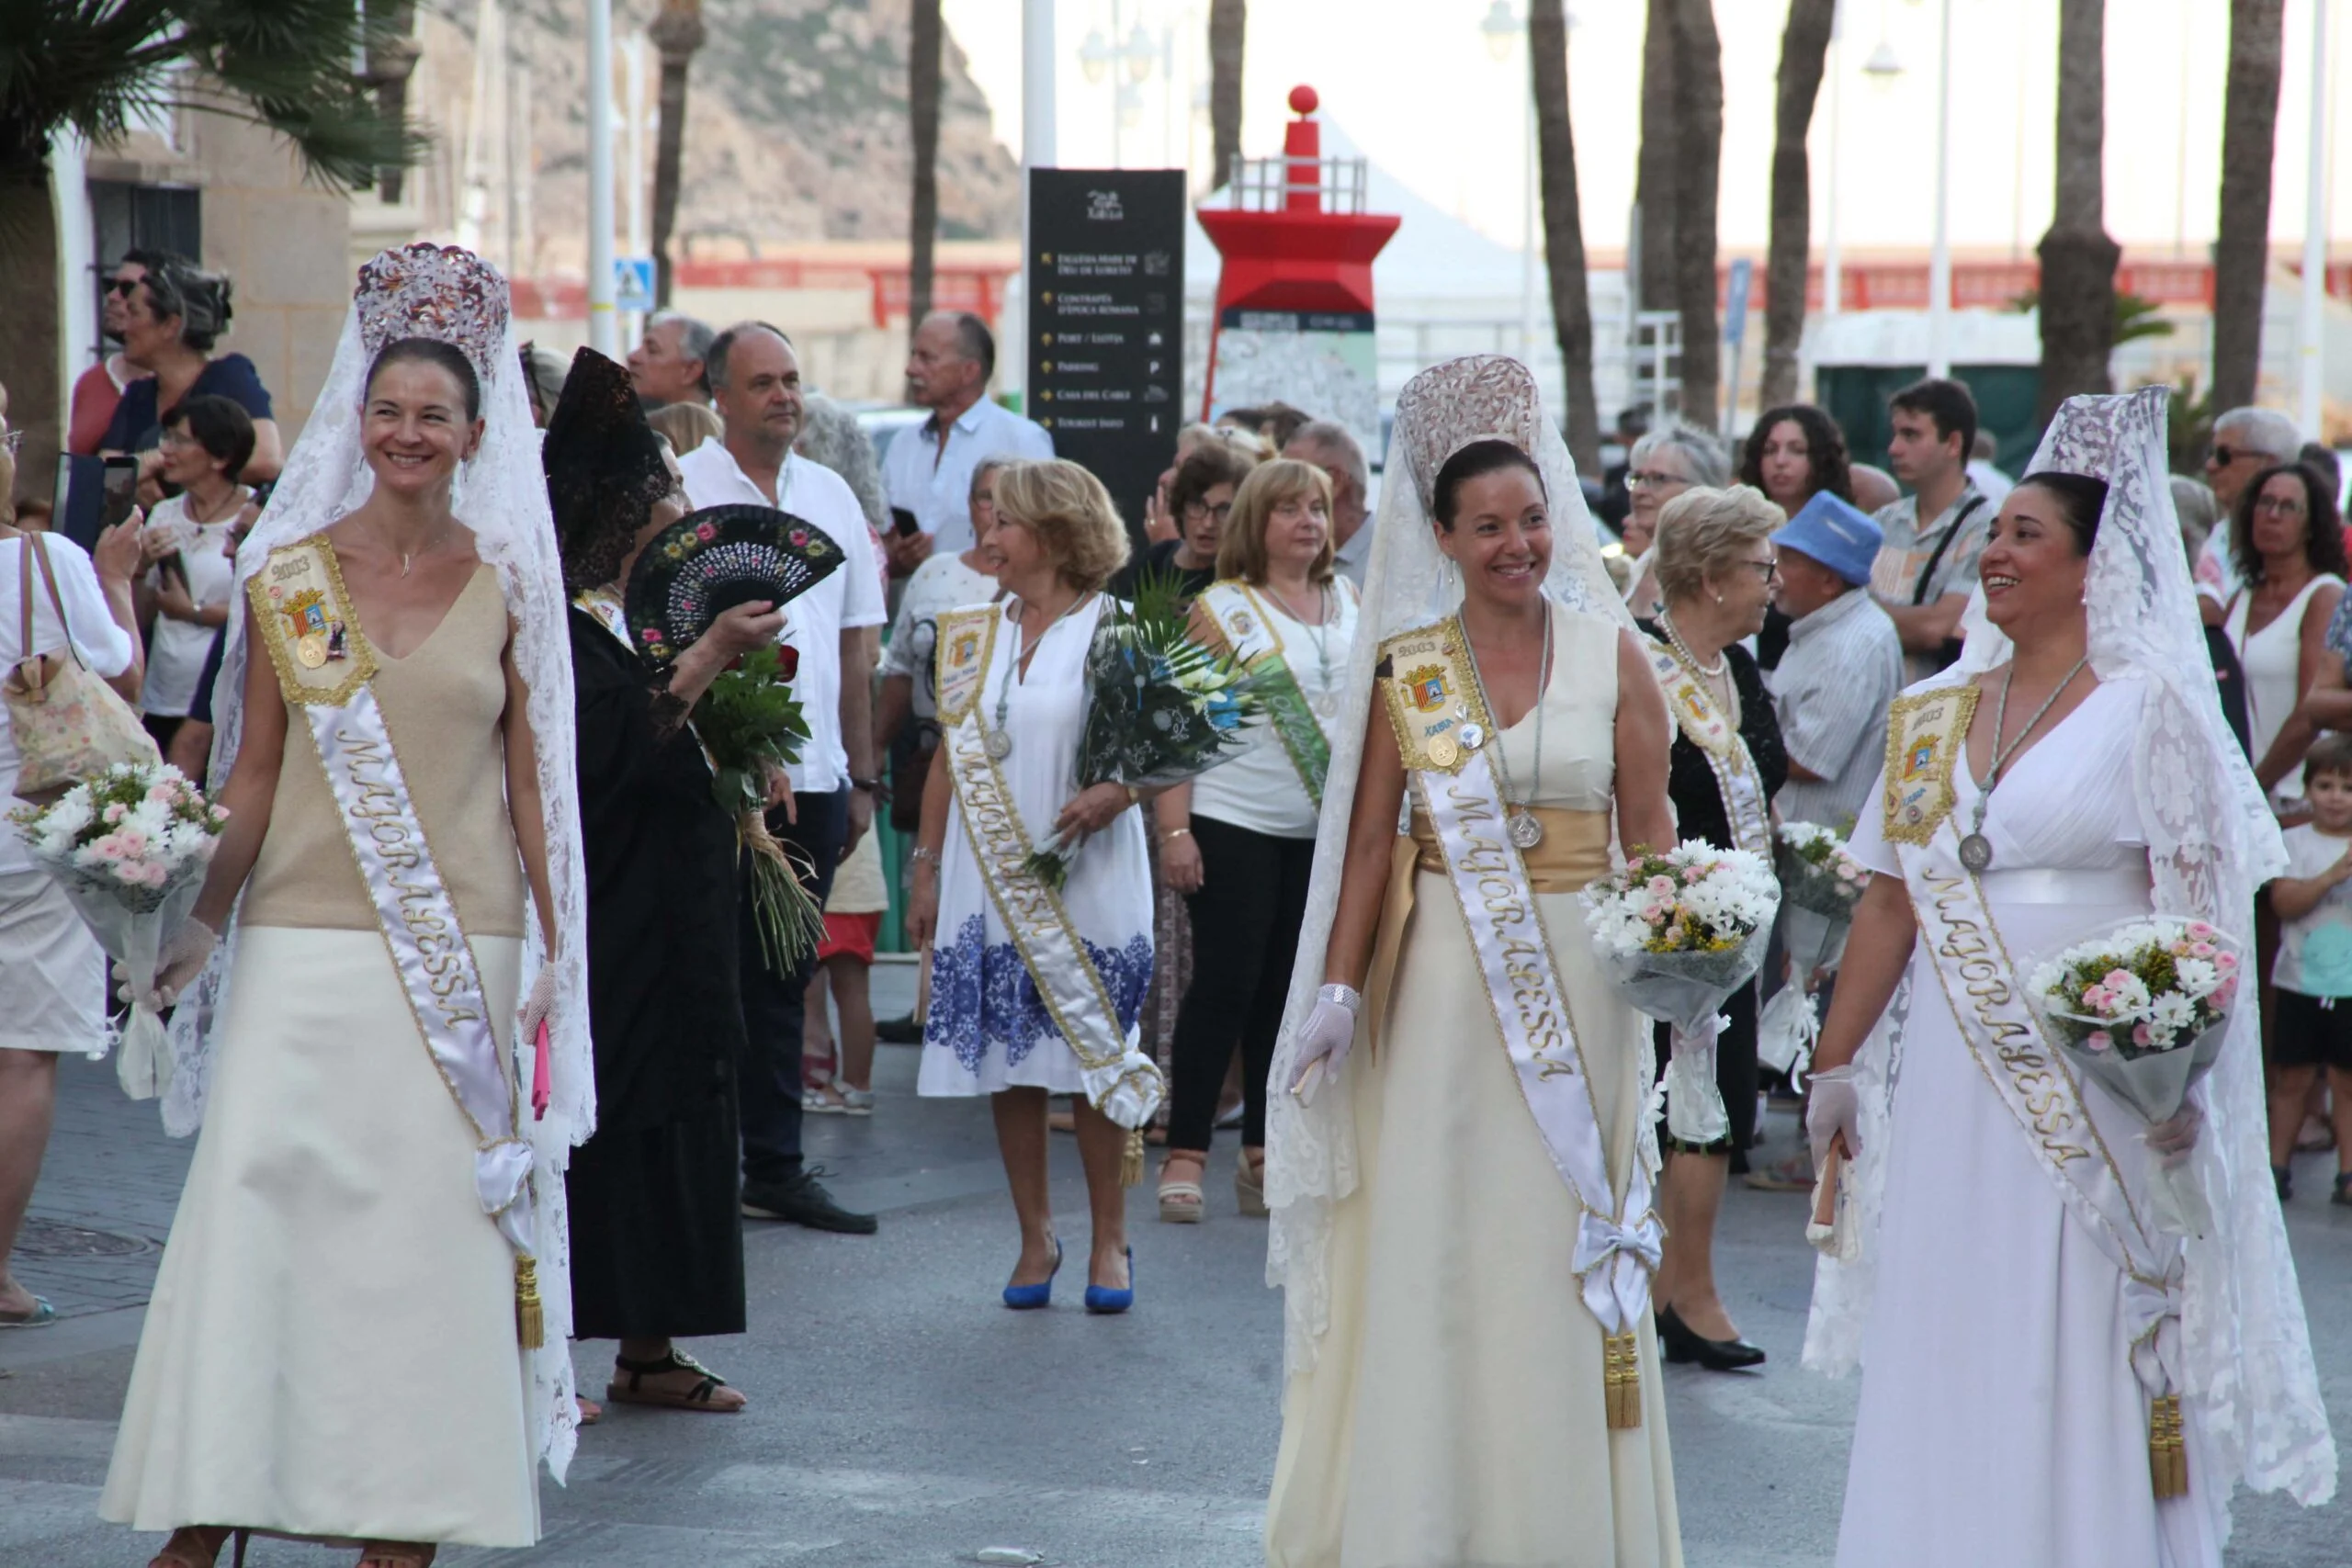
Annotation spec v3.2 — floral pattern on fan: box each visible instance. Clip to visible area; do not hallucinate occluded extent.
[622,504,842,665]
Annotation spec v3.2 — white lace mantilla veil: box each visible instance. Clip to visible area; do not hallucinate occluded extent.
[1801,387,2336,1525]
[1262,355,1634,1375]
[161,244,595,1483]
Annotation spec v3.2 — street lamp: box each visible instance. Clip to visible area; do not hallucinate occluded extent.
[1077,5,1169,164]
[1901,0,1954,378]
[1480,1,1539,364]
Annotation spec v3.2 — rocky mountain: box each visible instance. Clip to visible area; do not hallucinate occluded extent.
[413,0,1020,269]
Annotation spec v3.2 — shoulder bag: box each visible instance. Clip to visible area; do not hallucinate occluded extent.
[5,533,158,800]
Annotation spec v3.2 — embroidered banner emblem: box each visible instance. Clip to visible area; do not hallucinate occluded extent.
[1881,685,1982,846]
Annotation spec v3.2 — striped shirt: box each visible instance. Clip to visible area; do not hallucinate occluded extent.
[1767,587,1906,830]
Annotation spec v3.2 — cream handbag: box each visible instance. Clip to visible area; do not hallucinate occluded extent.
[5,533,158,800]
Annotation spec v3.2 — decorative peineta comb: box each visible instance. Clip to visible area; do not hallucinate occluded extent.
[355,243,509,383]
[1394,355,1546,513]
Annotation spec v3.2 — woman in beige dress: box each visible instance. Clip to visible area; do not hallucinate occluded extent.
[1263,356,1683,1567]
[101,246,591,1568]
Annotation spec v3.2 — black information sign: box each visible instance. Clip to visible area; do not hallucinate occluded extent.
[1027,168,1187,539]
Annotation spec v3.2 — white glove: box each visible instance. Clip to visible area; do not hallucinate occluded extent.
[518,961,558,1050]
[2148,1093,2204,1166]
[1289,984,1363,1106]
[1806,1063,1862,1170]
[117,919,218,1010]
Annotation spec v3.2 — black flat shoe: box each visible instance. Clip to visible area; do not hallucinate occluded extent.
[1657,1303,1767,1371]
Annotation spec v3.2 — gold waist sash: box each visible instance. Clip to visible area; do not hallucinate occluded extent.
[1366,806,1613,1053]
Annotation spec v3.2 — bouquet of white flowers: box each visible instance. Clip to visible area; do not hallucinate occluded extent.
[10,762,228,1097]
[1759,821,1874,1077]
[2026,916,2245,1235]
[1583,840,1781,1143]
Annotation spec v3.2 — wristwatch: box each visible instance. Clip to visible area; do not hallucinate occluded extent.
[851,776,883,795]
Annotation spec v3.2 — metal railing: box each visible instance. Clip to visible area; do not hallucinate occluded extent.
[1227,154,1371,215]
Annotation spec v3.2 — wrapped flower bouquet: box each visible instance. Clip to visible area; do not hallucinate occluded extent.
[1583,841,1781,1143]
[693,642,824,972]
[1759,821,1873,1077]
[1023,569,1262,890]
[2027,917,2245,1235]
[10,762,228,1095]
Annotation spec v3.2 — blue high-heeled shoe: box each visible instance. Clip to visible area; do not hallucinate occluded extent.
[1002,1237,1063,1310]
[1084,1247,1136,1314]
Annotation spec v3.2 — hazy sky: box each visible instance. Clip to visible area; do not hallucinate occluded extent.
[942,0,2344,258]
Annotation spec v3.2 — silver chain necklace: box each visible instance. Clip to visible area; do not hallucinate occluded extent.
[1263,580,1337,714]
[986,592,1089,761]
[1457,610,1552,850]
[1958,658,2089,872]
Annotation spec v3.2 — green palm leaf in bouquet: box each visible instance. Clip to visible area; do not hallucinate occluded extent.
[693,644,826,971]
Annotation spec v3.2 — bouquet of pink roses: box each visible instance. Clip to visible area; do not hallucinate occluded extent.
[2027,916,2245,1235]
[10,762,228,1097]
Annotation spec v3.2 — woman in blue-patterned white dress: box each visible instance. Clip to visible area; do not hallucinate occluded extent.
[908,458,1158,1313]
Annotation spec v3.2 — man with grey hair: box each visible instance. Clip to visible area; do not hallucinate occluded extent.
[626,310,716,410]
[1283,420,1373,584]
[2196,406,2301,616]
[882,309,1052,573]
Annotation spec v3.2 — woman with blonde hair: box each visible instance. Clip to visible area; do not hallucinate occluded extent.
[1155,458,1358,1222]
[907,458,1162,1313]
[1637,484,1787,1373]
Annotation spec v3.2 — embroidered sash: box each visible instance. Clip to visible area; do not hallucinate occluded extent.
[933,605,1163,1129]
[1381,618,1659,1427]
[1643,637,1771,857]
[1883,690,2189,1494]
[1198,581,1332,807]
[249,540,540,1285]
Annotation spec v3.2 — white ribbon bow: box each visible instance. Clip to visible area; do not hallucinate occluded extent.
[1575,1209,1666,1335]
[2124,1259,2188,1397]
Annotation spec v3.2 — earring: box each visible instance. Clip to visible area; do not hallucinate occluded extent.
[1714,591,1724,604]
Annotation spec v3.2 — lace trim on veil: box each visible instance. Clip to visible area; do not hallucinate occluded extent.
[161,254,596,1484]
[1800,389,2335,1531]
[1262,355,1635,1375]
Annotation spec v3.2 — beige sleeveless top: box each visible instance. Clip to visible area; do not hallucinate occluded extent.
[243,564,527,937]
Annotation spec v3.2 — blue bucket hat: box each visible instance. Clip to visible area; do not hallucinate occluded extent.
[1771,491,1883,586]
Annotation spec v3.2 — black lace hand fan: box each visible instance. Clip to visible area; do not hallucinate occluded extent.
[624,504,844,665]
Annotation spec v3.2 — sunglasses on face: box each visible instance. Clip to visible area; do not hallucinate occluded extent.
[107,277,142,298]
[2208,445,2262,468]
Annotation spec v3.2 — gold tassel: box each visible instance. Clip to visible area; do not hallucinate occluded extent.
[2149,1394,2188,1499]
[1603,1331,1643,1429]
[514,1255,545,1350]
[1119,1127,1146,1188]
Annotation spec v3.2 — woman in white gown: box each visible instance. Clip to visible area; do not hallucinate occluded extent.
[1803,389,2335,1566]
[1262,356,1684,1567]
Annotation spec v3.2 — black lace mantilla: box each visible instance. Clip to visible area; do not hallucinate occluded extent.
[545,347,677,594]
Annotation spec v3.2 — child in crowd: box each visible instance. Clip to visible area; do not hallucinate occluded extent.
[2265,731,2352,1202]
[803,828,888,1115]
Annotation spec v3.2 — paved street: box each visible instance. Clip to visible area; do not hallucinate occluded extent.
[6,960,2352,1566]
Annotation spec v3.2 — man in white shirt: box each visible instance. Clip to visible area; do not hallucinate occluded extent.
[681,321,887,1235]
[1283,421,1373,586]
[625,310,714,411]
[880,310,1052,574]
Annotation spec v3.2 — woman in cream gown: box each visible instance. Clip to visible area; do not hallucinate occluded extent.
[1264,356,1683,1568]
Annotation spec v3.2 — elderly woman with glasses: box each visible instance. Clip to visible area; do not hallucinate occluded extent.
[1638,484,1788,1374]
[1621,423,1731,618]
[96,252,282,491]
[1114,440,1257,602]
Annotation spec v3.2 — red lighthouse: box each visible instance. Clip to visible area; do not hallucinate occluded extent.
[1195,85,1400,440]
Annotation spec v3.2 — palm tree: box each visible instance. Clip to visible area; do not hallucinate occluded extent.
[908,0,942,325]
[2034,0,2120,423]
[1758,0,1835,411]
[1670,0,1723,432]
[2211,0,2285,413]
[359,0,421,205]
[1207,0,1246,191]
[1634,0,1679,323]
[0,0,413,482]
[648,0,707,310]
[1529,0,1599,472]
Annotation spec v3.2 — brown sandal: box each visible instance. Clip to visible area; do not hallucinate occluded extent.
[606,1347,744,1412]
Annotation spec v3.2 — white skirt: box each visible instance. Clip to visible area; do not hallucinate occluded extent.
[101,925,539,1548]
[0,865,107,1055]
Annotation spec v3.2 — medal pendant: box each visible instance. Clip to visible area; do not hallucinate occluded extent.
[984,730,1012,761]
[1313,693,1339,718]
[1958,832,1995,873]
[295,632,329,670]
[1426,734,1460,770]
[1508,811,1544,851]
[1457,722,1486,751]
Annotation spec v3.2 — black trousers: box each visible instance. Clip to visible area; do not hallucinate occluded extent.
[736,787,848,1185]
[1166,815,1317,1151]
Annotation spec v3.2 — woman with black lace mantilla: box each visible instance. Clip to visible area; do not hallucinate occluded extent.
[551,348,776,1416]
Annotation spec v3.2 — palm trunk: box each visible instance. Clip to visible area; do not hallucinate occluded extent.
[648,0,707,310]
[909,0,943,325]
[1671,0,1723,432]
[1529,0,1599,472]
[1759,0,1834,411]
[0,154,61,488]
[1208,0,1247,192]
[362,0,422,204]
[1634,0,1679,320]
[2211,0,2285,412]
[2035,0,2120,423]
